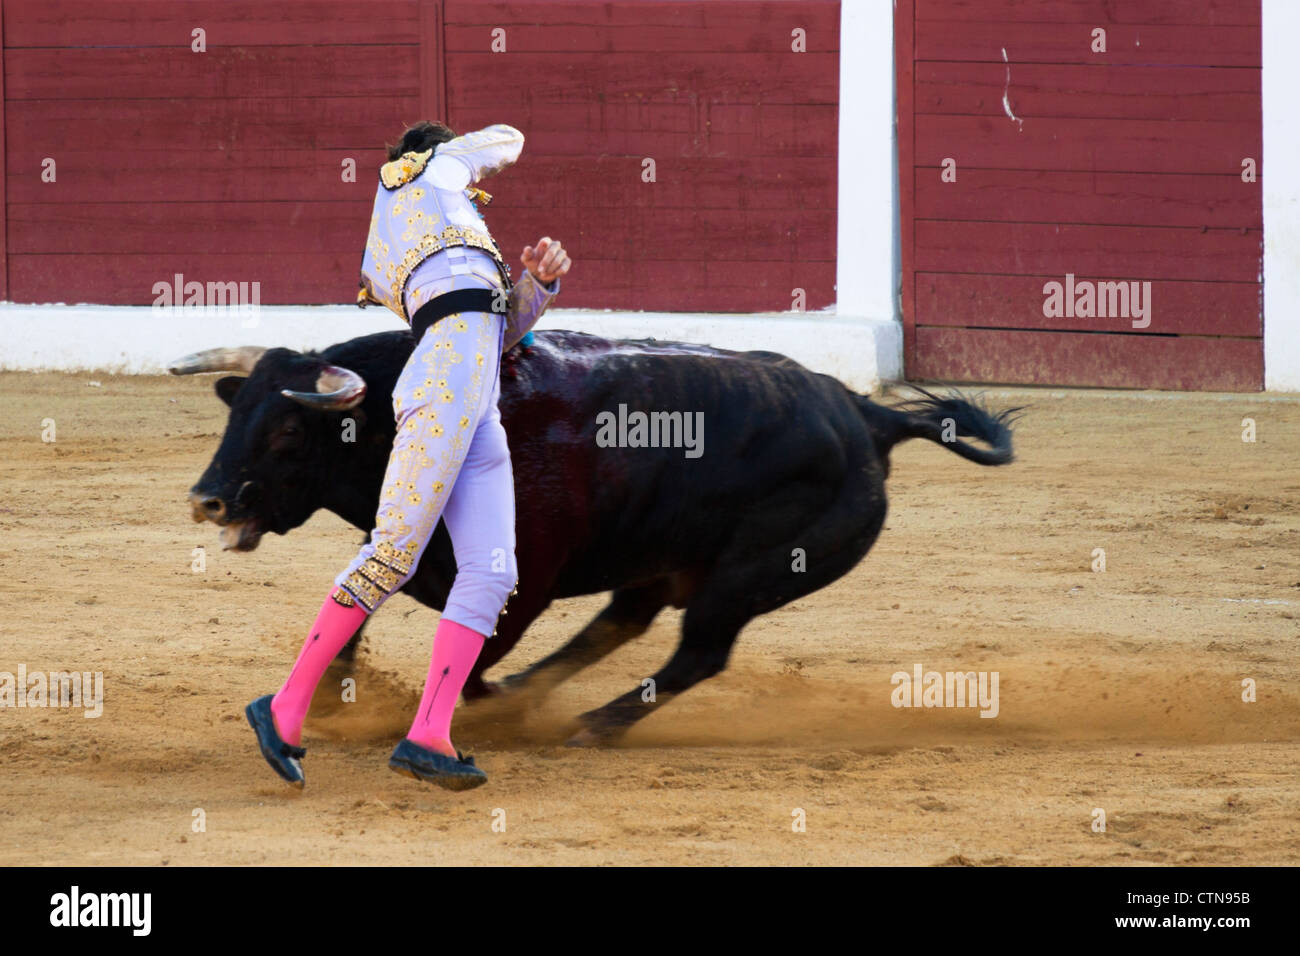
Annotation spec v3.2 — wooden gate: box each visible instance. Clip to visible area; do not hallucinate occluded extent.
[896,0,1264,390]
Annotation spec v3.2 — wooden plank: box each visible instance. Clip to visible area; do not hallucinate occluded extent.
[443,0,840,52]
[7,200,834,260]
[916,62,1261,122]
[444,53,840,106]
[481,254,842,305]
[916,115,1261,175]
[915,169,1261,229]
[916,21,1260,67]
[918,0,1260,26]
[7,201,371,255]
[4,149,389,204]
[915,221,1261,283]
[3,0,419,47]
[470,205,838,265]
[916,273,1262,336]
[507,258,837,312]
[7,253,361,305]
[912,327,1263,391]
[897,0,918,375]
[5,97,419,152]
[6,254,835,312]
[3,46,419,101]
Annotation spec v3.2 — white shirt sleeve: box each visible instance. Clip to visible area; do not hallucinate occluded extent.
[428,124,524,187]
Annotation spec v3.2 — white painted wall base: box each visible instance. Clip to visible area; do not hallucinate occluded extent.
[1263,0,1300,391]
[0,303,903,393]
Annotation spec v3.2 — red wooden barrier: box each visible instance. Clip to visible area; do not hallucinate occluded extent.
[2,0,840,313]
[897,0,1264,390]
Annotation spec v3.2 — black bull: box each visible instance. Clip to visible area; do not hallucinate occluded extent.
[177,329,1018,743]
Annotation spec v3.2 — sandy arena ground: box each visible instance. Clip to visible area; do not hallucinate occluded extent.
[1,368,1297,866]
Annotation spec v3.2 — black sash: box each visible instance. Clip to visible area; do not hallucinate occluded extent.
[409,288,504,341]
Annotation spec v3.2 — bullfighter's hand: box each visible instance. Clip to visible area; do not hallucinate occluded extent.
[521,237,571,286]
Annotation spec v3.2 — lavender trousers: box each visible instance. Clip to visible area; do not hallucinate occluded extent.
[333,252,517,637]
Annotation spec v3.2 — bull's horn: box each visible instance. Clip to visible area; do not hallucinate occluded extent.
[280,365,367,410]
[168,346,268,375]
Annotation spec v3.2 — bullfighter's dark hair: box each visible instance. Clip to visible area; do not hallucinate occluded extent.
[387,121,457,160]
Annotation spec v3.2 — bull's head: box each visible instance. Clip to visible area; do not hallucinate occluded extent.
[170,346,367,551]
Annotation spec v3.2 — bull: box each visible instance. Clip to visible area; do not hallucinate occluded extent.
[173,330,1018,744]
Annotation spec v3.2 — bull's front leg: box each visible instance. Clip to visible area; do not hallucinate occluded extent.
[463,584,554,699]
[499,583,669,702]
[336,620,368,667]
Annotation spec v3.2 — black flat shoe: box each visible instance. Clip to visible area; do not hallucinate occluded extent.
[245,695,305,788]
[388,738,487,791]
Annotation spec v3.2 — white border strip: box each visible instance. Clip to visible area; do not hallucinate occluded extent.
[0,303,901,392]
[1263,0,1300,390]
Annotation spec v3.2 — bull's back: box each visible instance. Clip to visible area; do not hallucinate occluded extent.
[503,331,877,591]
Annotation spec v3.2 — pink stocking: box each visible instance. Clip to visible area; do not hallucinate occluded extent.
[270,592,369,746]
[406,618,486,756]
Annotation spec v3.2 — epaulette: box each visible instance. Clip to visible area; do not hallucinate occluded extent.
[379,148,433,190]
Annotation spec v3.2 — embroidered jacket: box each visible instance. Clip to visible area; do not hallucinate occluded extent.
[358,124,524,323]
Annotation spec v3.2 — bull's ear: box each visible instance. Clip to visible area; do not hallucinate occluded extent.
[215,375,246,407]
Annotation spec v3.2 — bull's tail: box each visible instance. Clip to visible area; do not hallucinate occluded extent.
[858,386,1021,466]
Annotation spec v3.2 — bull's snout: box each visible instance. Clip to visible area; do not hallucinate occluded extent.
[188,490,226,523]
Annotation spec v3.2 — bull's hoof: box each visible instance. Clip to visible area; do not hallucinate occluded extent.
[563,726,605,748]
[461,676,500,701]
[493,672,559,708]
[497,671,531,692]
[388,738,487,792]
[563,713,626,748]
[245,695,306,789]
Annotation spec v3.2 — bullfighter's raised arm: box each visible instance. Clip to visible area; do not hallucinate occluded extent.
[426,124,525,188]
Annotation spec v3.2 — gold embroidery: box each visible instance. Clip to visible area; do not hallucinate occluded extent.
[358,558,402,592]
[380,148,433,189]
[330,587,356,608]
[361,213,510,321]
[342,572,385,612]
[374,540,420,576]
[356,314,498,584]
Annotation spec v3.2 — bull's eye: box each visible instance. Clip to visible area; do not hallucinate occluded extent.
[269,421,306,453]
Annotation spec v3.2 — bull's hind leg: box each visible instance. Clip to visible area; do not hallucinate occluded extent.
[500,582,669,700]
[570,492,886,745]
